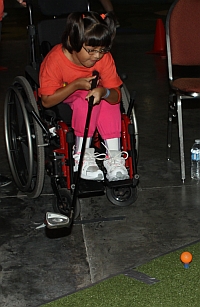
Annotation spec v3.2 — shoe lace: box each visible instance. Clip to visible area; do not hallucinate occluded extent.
[89,151,106,161]
[74,151,106,161]
[101,143,129,161]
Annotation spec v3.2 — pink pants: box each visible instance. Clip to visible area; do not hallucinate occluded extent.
[64,90,121,139]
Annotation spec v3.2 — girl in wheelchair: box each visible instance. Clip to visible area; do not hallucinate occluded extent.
[39,11,129,182]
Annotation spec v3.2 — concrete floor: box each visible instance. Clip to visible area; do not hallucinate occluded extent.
[1,1,200,307]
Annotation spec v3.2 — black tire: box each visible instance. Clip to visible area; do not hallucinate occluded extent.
[4,76,45,198]
[106,186,137,206]
[53,188,80,220]
[121,84,139,155]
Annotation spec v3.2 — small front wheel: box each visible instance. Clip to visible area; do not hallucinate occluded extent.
[106,186,137,206]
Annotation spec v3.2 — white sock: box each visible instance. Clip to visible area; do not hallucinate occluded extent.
[104,138,120,151]
[75,136,92,153]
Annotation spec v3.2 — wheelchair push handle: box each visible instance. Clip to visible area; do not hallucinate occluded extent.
[127,90,136,119]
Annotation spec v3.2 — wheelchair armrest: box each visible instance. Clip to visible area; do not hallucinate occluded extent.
[25,64,39,87]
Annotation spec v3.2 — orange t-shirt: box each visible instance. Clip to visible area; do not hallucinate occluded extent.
[39,44,122,96]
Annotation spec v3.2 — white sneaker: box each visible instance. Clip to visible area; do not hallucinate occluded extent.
[103,150,129,181]
[73,148,105,181]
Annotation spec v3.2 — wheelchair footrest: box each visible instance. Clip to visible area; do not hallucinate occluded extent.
[78,179,105,198]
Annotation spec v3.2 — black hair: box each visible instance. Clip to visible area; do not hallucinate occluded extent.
[62,11,116,53]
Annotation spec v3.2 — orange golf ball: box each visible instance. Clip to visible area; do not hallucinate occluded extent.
[180,251,193,264]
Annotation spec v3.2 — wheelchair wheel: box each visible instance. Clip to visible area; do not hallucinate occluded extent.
[53,188,80,220]
[106,186,137,206]
[121,84,139,155]
[4,76,45,198]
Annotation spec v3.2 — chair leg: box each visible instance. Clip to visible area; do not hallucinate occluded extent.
[167,94,177,160]
[177,95,185,182]
[167,100,173,160]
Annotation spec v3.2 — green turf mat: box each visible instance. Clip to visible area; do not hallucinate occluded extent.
[40,243,200,307]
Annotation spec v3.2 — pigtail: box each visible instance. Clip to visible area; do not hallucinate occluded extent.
[102,12,116,42]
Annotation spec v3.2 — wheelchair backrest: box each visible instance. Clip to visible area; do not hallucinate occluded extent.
[36,0,89,58]
[38,18,67,57]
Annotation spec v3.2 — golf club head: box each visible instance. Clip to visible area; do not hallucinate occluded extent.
[45,212,70,229]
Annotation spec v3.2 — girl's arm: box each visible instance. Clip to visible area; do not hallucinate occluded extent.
[41,75,97,108]
[86,86,121,105]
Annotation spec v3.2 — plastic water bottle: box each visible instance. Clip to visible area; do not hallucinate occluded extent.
[191,139,200,180]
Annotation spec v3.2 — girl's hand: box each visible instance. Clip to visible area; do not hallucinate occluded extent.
[73,76,97,91]
[86,88,105,105]
[17,0,27,7]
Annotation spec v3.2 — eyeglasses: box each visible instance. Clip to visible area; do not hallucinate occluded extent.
[82,46,111,55]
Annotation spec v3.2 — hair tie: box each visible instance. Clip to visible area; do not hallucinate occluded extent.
[100,13,106,20]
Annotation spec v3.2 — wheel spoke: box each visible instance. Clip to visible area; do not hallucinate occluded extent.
[4,76,45,197]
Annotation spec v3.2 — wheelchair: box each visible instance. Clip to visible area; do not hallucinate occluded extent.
[4,0,139,228]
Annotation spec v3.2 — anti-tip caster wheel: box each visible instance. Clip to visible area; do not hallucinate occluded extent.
[106,186,137,206]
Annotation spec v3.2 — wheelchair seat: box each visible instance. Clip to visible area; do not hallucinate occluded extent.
[44,103,73,126]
